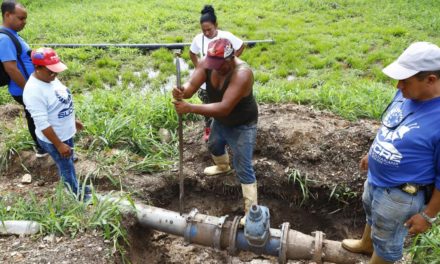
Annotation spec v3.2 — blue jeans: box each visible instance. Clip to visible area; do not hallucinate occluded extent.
[208,120,257,184]
[362,180,425,262]
[37,138,79,195]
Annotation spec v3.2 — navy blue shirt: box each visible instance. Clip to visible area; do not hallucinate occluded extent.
[0,26,34,96]
[368,90,440,190]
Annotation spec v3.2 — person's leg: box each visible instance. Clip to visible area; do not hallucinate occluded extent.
[223,123,258,224]
[204,120,231,175]
[37,138,79,195]
[370,186,425,262]
[12,95,46,156]
[342,180,374,254]
[224,123,257,184]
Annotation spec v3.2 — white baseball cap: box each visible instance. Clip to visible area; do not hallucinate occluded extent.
[382,42,440,80]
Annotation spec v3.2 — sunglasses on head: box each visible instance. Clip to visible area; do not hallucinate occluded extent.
[380,100,414,130]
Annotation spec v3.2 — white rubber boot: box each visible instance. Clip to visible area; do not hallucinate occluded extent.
[204,153,231,175]
[240,182,258,225]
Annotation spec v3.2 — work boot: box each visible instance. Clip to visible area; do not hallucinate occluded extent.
[342,224,374,255]
[369,252,393,264]
[240,182,258,225]
[204,153,231,175]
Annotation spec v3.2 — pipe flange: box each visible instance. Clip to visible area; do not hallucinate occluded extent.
[278,222,290,264]
[184,208,199,245]
[311,230,324,264]
[228,216,241,256]
[213,215,228,250]
[186,208,199,222]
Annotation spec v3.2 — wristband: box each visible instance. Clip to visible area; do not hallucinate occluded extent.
[420,211,437,225]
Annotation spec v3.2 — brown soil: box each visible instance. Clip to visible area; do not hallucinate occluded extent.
[0,103,379,264]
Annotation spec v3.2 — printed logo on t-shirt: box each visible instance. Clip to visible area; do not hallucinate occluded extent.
[370,122,419,167]
[54,87,74,119]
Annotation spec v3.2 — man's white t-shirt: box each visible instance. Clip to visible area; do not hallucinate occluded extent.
[23,75,76,143]
[190,30,243,59]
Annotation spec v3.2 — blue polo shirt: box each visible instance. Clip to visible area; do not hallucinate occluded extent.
[368,90,440,190]
[0,26,34,96]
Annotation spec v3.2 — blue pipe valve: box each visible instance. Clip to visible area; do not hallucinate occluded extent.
[244,205,271,247]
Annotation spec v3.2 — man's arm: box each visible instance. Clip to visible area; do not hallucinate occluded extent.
[3,61,26,88]
[234,44,245,57]
[172,62,207,100]
[41,126,72,158]
[405,189,440,234]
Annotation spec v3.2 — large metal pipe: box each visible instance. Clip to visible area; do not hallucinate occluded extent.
[105,196,369,263]
[30,40,274,50]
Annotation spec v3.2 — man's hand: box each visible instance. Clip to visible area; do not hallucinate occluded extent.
[360,154,368,171]
[75,120,84,131]
[172,87,184,100]
[173,100,192,114]
[56,142,72,158]
[404,213,431,235]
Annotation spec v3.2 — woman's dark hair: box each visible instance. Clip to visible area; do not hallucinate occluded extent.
[200,5,216,24]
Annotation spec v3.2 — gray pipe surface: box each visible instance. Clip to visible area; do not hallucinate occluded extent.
[103,196,369,263]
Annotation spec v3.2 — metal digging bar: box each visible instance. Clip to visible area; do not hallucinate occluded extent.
[30,40,274,50]
[103,196,369,264]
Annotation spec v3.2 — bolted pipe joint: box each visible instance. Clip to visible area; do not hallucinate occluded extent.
[244,205,271,247]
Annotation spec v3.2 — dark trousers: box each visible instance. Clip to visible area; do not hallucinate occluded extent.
[12,95,41,149]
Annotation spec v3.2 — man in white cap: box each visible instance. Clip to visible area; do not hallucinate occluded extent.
[342,42,440,263]
[23,47,89,201]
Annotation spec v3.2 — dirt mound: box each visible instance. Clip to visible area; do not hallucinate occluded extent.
[0,103,21,121]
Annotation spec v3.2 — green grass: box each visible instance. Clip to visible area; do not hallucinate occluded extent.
[408,223,440,263]
[1,0,440,259]
[0,183,131,261]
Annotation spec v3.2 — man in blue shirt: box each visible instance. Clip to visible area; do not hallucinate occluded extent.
[0,1,46,157]
[343,42,440,264]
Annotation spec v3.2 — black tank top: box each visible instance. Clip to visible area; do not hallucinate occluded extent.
[205,63,258,127]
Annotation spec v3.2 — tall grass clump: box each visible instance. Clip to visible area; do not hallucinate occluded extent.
[0,89,12,105]
[76,87,199,173]
[0,120,32,173]
[0,183,132,260]
[408,224,440,263]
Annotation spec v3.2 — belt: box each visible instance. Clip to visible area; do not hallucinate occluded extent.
[398,183,430,195]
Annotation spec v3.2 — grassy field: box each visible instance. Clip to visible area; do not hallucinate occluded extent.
[1,0,440,261]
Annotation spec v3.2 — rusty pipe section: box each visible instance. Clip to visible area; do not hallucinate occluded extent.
[104,196,368,264]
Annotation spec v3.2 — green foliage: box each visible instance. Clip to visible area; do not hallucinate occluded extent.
[0,89,12,105]
[329,183,358,205]
[0,118,33,173]
[408,223,440,263]
[287,169,317,206]
[0,183,131,259]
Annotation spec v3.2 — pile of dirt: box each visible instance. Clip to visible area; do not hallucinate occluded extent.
[0,103,379,263]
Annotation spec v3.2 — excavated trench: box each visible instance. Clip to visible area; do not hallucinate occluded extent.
[121,177,367,264]
[119,104,379,263]
[0,103,379,263]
